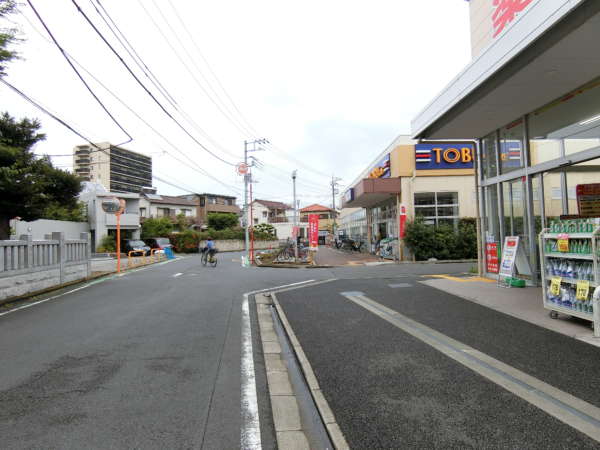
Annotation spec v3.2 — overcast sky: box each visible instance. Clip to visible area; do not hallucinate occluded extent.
[1,0,471,207]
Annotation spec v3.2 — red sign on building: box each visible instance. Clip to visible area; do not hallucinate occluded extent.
[486,242,499,274]
[399,205,407,239]
[308,214,319,251]
[492,0,534,38]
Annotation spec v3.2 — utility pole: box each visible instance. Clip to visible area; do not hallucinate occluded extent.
[292,170,298,261]
[243,138,268,265]
[330,175,342,239]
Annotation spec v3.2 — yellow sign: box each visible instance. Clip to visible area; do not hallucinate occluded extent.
[557,239,569,253]
[576,280,590,301]
[550,277,562,296]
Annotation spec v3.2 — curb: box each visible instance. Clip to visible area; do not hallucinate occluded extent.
[270,290,350,449]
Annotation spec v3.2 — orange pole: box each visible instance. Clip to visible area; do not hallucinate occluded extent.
[250,181,255,263]
[116,212,121,273]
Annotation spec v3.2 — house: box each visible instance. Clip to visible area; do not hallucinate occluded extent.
[249,199,307,240]
[139,193,197,227]
[300,204,338,244]
[177,193,240,226]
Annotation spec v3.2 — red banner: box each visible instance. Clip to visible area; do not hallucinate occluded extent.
[486,242,499,273]
[308,214,319,250]
[399,205,407,239]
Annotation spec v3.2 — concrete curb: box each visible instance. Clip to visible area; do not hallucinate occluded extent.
[270,291,350,449]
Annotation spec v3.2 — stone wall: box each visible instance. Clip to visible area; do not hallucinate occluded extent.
[199,240,280,252]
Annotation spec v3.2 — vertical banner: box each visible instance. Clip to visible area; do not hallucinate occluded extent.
[399,204,407,239]
[308,214,319,251]
[485,242,499,273]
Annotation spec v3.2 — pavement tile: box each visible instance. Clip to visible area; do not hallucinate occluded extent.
[262,341,281,354]
[267,371,294,395]
[265,353,287,372]
[271,395,302,431]
[276,431,310,450]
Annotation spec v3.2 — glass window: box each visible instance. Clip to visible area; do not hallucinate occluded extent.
[565,155,600,215]
[529,77,600,165]
[499,119,525,174]
[484,184,501,245]
[481,132,498,179]
[414,192,459,227]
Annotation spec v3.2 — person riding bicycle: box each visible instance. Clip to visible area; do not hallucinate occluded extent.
[205,237,216,261]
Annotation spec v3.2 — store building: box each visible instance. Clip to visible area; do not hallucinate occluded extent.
[411,1,600,284]
[341,135,477,258]
[73,142,153,194]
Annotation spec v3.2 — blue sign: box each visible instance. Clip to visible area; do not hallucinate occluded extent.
[343,188,354,203]
[499,140,522,167]
[415,143,474,170]
[368,154,391,179]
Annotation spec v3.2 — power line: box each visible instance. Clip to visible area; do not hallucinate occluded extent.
[27,0,132,146]
[69,0,237,167]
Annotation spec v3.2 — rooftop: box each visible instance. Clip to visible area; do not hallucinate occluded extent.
[254,199,291,210]
[300,204,333,213]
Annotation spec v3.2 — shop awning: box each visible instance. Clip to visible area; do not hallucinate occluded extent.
[411,1,600,139]
[342,178,401,208]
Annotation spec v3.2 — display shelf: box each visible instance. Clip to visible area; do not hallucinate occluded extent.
[543,302,593,320]
[545,277,598,287]
[543,233,594,239]
[539,223,600,327]
[544,252,594,260]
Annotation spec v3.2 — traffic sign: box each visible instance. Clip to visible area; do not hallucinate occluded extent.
[236,163,249,175]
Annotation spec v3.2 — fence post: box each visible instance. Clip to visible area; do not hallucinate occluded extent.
[52,232,65,284]
[81,232,91,277]
[20,234,33,269]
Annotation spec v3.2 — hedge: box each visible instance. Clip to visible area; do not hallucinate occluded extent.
[169,228,278,253]
[404,217,477,261]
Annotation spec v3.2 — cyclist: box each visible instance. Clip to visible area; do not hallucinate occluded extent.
[205,237,216,262]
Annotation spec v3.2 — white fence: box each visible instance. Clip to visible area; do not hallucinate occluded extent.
[0,232,91,302]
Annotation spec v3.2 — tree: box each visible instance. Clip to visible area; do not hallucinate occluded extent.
[141,217,173,238]
[43,201,87,222]
[0,1,18,77]
[207,212,238,230]
[0,112,83,239]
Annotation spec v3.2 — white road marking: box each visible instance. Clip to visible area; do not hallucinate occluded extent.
[173,272,183,278]
[240,279,321,450]
[340,291,600,442]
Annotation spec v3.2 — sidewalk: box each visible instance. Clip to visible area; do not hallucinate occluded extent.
[91,254,172,275]
[422,275,599,346]
[313,246,382,266]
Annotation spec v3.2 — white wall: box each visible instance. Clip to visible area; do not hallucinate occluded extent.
[11,219,89,240]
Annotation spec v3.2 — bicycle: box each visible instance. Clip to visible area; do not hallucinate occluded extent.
[201,248,218,267]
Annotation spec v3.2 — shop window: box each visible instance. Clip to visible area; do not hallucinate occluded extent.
[481,132,498,179]
[499,119,525,174]
[414,192,459,227]
[529,77,600,165]
[484,184,501,246]
[565,156,600,215]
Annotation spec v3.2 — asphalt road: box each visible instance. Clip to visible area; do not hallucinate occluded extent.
[0,251,473,449]
[276,277,600,449]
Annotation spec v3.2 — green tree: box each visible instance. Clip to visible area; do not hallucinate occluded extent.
[141,217,173,238]
[253,223,276,236]
[0,112,83,239]
[207,212,238,230]
[43,201,87,222]
[175,212,190,232]
[0,1,18,77]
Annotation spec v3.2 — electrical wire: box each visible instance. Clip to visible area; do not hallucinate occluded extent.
[27,0,132,146]
[70,0,237,167]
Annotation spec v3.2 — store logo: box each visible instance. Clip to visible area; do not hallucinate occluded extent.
[493,0,533,38]
[415,143,474,170]
[368,154,391,179]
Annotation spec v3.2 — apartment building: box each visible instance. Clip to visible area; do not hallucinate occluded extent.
[177,193,240,226]
[73,142,152,194]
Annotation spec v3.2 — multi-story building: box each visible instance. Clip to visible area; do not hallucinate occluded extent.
[73,142,153,194]
[177,193,240,226]
[249,199,306,240]
[411,0,600,284]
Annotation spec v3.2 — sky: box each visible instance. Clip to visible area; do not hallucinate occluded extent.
[1,0,472,207]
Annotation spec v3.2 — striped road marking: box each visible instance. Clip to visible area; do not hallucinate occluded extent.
[340,291,600,443]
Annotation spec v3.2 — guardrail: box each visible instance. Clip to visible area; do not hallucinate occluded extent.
[127,249,166,268]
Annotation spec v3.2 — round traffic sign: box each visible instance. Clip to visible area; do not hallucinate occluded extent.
[236,163,249,175]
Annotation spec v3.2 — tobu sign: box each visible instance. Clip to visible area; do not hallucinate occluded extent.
[415,143,474,170]
[308,214,319,251]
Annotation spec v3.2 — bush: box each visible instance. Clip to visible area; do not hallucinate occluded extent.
[168,226,278,253]
[142,217,173,239]
[207,212,239,230]
[404,217,477,261]
[169,230,200,253]
[254,223,276,236]
[97,234,116,252]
